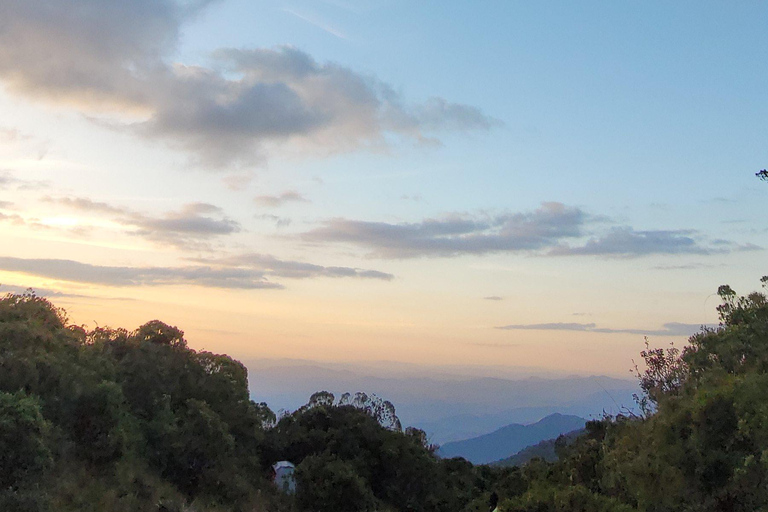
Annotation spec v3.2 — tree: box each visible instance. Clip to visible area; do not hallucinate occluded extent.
[295,454,377,512]
[0,391,51,489]
[153,398,236,497]
[757,169,768,181]
[71,381,128,465]
[633,338,687,416]
[134,320,186,348]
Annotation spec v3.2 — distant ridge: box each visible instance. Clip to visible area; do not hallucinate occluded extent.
[436,413,587,465]
[491,428,584,467]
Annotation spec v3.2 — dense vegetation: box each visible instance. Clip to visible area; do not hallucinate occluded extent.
[0,291,499,511]
[0,275,766,511]
[496,277,768,512]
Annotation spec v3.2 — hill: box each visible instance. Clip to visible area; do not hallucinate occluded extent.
[492,428,584,467]
[436,413,586,464]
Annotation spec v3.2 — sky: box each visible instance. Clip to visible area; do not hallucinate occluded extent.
[0,0,766,378]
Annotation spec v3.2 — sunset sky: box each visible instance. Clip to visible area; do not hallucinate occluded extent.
[0,0,766,377]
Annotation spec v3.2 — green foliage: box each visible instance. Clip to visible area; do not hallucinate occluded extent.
[503,482,635,512]
[295,453,378,512]
[495,276,768,512]
[70,380,128,465]
[0,291,275,511]
[633,338,687,416]
[134,319,187,348]
[0,390,52,488]
[266,401,489,511]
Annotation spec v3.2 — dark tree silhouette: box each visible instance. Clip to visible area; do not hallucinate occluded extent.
[758,169,768,181]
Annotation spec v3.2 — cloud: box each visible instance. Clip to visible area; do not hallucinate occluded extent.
[0,1,498,167]
[469,342,519,349]
[44,196,241,249]
[222,173,255,191]
[0,252,392,290]
[301,202,742,259]
[255,214,292,228]
[651,263,723,271]
[549,227,722,257]
[498,322,597,332]
[0,256,283,290]
[0,211,26,225]
[735,243,763,252]
[49,196,131,216]
[254,191,309,207]
[132,203,240,238]
[0,170,49,190]
[413,98,502,132]
[495,321,716,337]
[190,253,394,280]
[302,202,587,258]
[284,8,348,40]
[483,296,503,301]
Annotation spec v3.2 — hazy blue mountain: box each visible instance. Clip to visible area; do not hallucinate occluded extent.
[492,428,585,467]
[410,388,636,444]
[436,413,587,465]
[245,359,639,444]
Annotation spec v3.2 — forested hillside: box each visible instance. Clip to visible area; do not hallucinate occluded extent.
[492,428,584,468]
[1,275,767,511]
[437,414,586,464]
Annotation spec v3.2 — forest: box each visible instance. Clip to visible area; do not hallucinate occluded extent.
[0,275,767,512]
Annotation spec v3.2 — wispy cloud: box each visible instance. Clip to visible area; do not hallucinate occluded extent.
[549,227,723,257]
[284,8,348,40]
[0,256,283,290]
[0,1,498,167]
[651,263,723,271]
[302,202,587,258]
[483,296,503,301]
[189,253,394,280]
[0,170,49,190]
[495,321,716,337]
[0,251,393,290]
[255,213,292,228]
[254,190,309,207]
[469,342,519,349]
[301,202,745,259]
[44,196,241,249]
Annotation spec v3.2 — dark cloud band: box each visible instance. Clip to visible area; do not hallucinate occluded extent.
[300,202,734,259]
[0,254,393,290]
[495,321,716,337]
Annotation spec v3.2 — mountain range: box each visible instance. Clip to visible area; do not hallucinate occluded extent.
[244,359,638,444]
[437,413,587,464]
